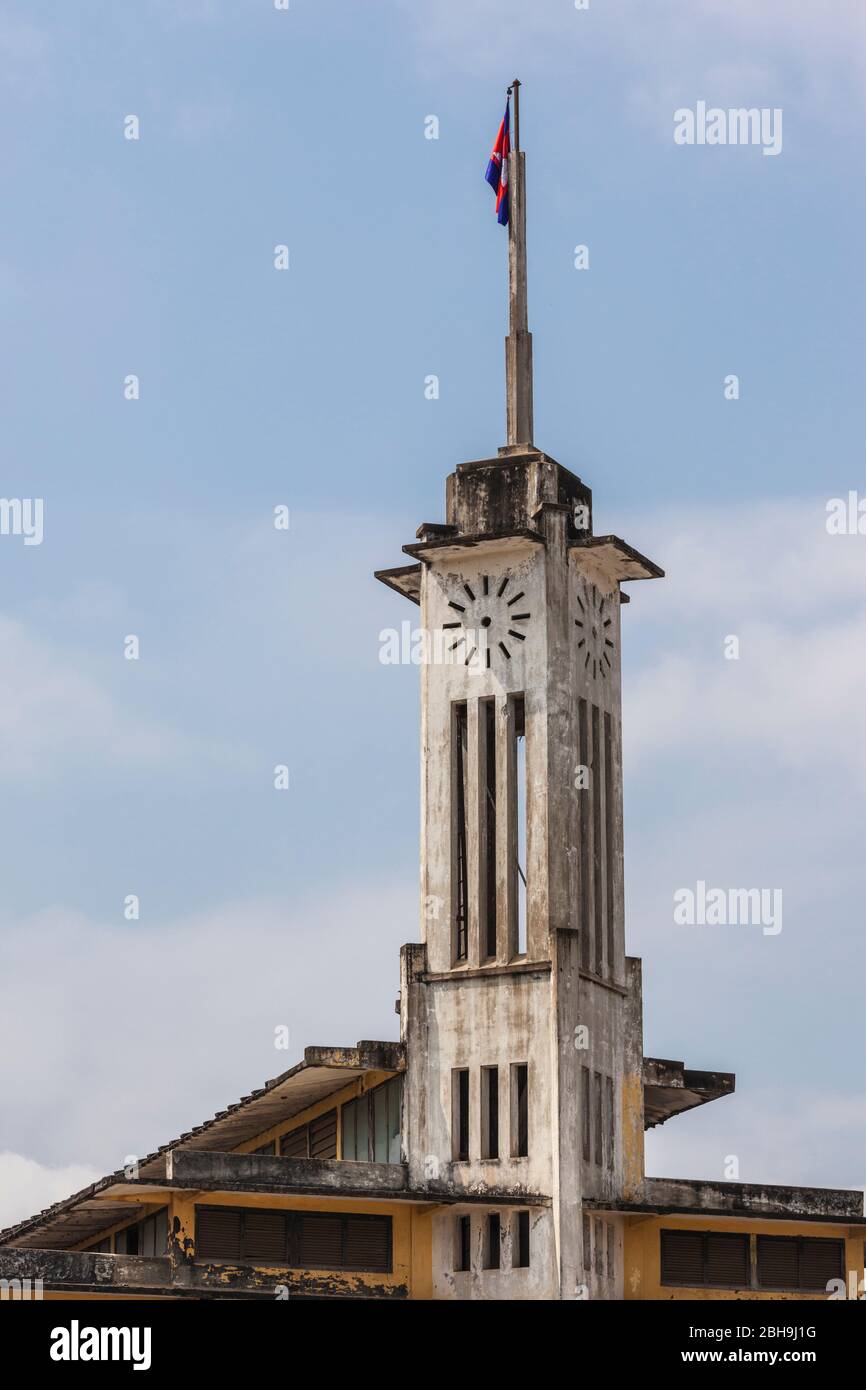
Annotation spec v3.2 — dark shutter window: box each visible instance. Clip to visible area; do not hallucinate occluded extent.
[278,1109,337,1160]
[195,1206,392,1273]
[661,1229,748,1288]
[344,1216,391,1272]
[197,1208,242,1261]
[800,1239,843,1291]
[756,1236,798,1289]
[242,1210,288,1264]
[757,1236,843,1291]
[280,1127,309,1158]
[309,1109,338,1160]
[706,1233,749,1287]
[661,1230,703,1285]
[297,1214,343,1269]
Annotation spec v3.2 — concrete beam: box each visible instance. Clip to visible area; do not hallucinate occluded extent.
[0,1247,172,1292]
[590,1177,866,1224]
[166,1150,409,1196]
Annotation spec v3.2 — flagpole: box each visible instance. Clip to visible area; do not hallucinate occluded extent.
[505,79,533,446]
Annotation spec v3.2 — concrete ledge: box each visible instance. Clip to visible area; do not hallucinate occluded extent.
[166,1150,409,1196]
[0,1248,408,1300]
[0,1248,172,1291]
[302,1042,405,1073]
[588,1177,866,1224]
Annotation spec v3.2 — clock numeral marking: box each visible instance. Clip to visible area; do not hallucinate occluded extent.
[510,612,530,621]
[499,642,511,660]
[506,591,525,606]
[463,583,476,601]
[497,576,510,597]
[507,629,526,641]
[448,601,466,613]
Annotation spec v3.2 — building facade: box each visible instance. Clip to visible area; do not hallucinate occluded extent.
[1,441,863,1301]
[1,139,862,1304]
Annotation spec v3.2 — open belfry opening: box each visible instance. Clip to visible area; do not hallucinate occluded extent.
[1,85,862,1304]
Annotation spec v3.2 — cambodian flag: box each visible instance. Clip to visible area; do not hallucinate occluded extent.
[485,99,510,226]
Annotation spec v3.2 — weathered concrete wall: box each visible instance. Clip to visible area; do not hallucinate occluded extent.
[403,451,647,1300]
[404,968,554,1198]
[431,1205,556,1301]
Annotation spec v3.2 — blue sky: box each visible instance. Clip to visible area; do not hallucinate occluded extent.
[1,0,865,1223]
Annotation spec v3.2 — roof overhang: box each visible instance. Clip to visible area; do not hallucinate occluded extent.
[570,535,664,586]
[643,1056,735,1129]
[374,563,421,604]
[403,528,545,566]
[587,1176,866,1225]
[0,1041,404,1251]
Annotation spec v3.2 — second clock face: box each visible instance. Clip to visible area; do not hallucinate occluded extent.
[443,573,531,668]
[575,586,616,679]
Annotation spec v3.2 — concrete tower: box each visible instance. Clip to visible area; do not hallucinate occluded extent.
[376,111,663,1298]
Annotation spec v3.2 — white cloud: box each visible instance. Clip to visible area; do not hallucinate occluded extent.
[0,615,188,780]
[622,497,866,776]
[0,877,413,1227]
[403,0,866,123]
[0,1153,101,1232]
[646,1087,866,1195]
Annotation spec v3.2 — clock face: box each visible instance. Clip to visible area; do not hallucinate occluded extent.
[575,586,615,679]
[442,573,531,668]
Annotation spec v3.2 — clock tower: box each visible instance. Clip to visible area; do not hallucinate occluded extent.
[376,101,662,1298]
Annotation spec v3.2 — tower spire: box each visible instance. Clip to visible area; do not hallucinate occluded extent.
[505,79,534,447]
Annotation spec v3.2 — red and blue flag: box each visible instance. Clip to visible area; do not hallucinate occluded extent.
[485,99,510,226]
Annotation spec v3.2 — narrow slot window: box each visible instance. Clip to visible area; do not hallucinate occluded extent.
[510,1062,529,1157]
[481,1065,499,1160]
[581,1065,591,1164]
[594,1218,604,1276]
[604,710,615,975]
[592,704,603,973]
[484,1213,501,1270]
[515,697,527,954]
[482,700,497,959]
[453,702,469,962]
[593,1071,603,1167]
[578,697,591,970]
[456,1215,471,1272]
[513,1210,530,1269]
[605,1074,614,1173]
[452,1068,470,1161]
[582,1213,591,1271]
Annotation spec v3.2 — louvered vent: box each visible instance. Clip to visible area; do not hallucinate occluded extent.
[196,1208,242,1261]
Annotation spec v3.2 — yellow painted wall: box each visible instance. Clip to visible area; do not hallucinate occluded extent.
[624,1213,864,1301]
[168,1189,417,1297]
